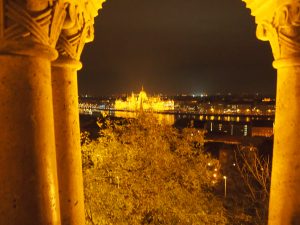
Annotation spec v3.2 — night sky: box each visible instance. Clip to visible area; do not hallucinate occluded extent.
[78,0,276,96]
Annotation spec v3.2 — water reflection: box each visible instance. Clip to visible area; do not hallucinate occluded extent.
[98,110,274,125]
[82,110,274,137]
[114,111,175,125]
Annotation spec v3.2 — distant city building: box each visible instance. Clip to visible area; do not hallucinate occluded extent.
[79,93,275,138]
[114,87,174,112]
[251,121,274,137]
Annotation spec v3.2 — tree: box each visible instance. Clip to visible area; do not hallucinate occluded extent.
[82,113,227,225]
[234,146,271,225]
[219,144,271,225]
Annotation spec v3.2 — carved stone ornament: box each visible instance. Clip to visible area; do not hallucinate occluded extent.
[243,0,300,67]
[56,0,106,61]
[0,0,71,59]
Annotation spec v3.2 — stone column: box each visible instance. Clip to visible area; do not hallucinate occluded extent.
[243,0,300,224]
[0,1,67,225]
[52,58,84,225]
[52,1,105,225]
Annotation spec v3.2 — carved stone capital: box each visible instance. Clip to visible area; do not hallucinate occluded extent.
[243,0,300,68]
[55,0,106,63]
[0,0,71,59]
[53,0,105,66]
[52,56,83,70]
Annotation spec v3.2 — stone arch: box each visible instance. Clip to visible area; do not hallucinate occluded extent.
[0,0,299,225]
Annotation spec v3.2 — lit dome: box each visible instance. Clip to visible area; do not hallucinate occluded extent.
[138,87,148,103]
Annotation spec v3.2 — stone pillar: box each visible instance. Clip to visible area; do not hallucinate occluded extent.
[243,0,300,224]
[52,58,85,225]
[0,1,67,225]
[52,1,105,225]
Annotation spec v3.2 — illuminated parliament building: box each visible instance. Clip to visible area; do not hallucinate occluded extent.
[115,87,174,112]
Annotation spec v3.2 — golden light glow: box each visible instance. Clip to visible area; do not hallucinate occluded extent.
[262,98,271,102]
[115,87,174,112]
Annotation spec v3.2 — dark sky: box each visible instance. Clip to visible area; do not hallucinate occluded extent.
[78,0,276,96]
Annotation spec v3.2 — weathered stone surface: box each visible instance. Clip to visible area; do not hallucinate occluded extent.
[52,59,84,225]
[52,1,106,225]
[0,55,60,225]
[270,66,300,225]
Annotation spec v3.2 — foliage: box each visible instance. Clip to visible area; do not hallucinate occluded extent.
[82,113,227,225]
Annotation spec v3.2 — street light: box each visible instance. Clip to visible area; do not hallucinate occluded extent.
[223,176,227,198]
